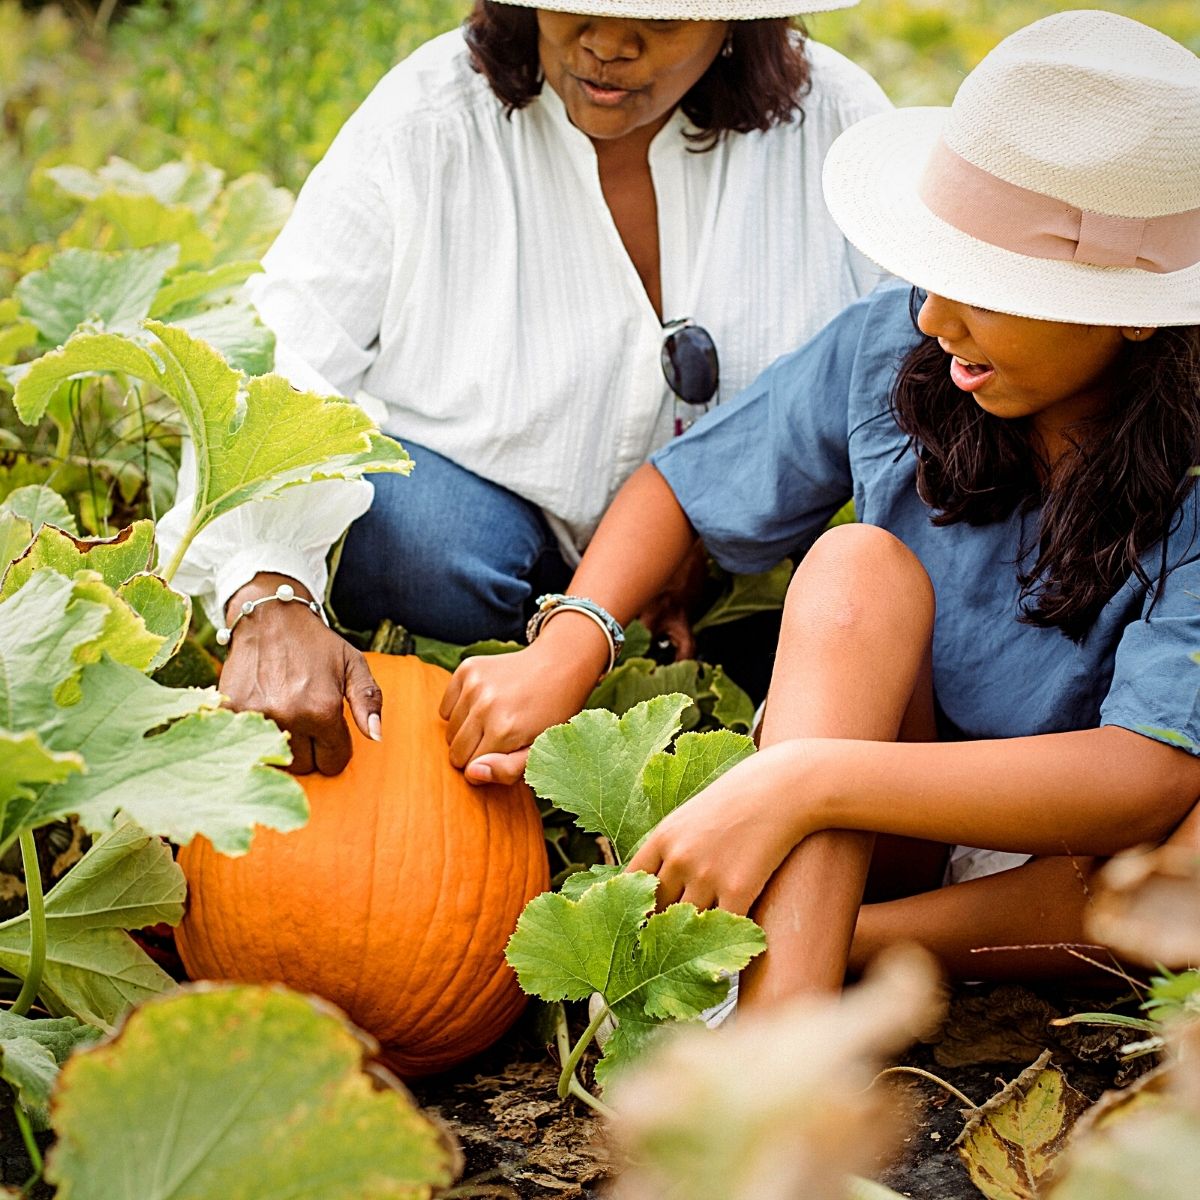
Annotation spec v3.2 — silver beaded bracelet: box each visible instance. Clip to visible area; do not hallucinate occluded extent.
[215,583,330,647]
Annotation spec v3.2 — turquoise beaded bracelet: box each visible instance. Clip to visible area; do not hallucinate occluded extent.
[525,593,625,677]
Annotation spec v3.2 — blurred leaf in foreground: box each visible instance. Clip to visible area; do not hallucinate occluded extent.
[606,946,944,1200]
[47,984,462,1200]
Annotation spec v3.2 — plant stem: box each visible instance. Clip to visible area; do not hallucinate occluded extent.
[11,831,47,1018]
[159,516,201,584]
[564,1072,615,1120]
[872,1066,979,1110]
[554,1000,611,1103]
[13,1102,43,1185]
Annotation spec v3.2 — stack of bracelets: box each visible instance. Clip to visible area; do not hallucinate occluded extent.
[525,593,625,678]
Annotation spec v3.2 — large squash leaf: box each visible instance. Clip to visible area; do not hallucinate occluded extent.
[27,655,303,852]
[0,484,78,535]
[8,322,410,560]
[526,693,753,863]
[0,731,83,847]
[13,245,178,348]
[0,568,305,854]
[505,871,764,1086]
[0,1011,101,1129]
[1,520,155,597]
[0,820,184,1029]
[47,984,461,1200]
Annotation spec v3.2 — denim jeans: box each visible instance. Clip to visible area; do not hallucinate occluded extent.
[329,441,571,644]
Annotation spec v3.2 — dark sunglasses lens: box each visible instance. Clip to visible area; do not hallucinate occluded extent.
[662,325,719,406]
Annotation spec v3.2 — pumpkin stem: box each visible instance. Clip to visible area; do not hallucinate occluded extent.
[10,830,47,1018]
[554,1000,614,1115]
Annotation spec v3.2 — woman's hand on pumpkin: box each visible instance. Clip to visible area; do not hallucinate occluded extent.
[218,572,383,776]
[625,744,818,915]
[441,614,612,786]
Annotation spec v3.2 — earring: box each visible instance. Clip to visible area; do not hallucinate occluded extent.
[721,32,734,58]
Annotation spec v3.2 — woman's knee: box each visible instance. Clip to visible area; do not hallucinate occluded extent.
[785,524,935,635]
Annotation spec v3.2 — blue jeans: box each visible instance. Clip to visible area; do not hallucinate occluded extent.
[329,441,571,643]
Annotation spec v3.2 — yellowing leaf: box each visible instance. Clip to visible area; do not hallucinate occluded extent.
[956,1052,1091,1200]
[47,984,461,1200]
[0,520,155,597]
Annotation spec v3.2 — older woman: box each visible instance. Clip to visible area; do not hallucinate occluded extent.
[158,0,888,773]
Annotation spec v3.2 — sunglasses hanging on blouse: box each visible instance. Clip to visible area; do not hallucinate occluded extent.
[661,318,720,436]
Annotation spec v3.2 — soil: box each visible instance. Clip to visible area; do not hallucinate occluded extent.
[0,980,1142,1198]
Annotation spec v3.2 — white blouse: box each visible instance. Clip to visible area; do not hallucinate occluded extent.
[157,29,890,626]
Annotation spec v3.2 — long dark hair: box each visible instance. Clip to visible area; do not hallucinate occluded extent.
[890,290,1200,641]
[463,1,811,148]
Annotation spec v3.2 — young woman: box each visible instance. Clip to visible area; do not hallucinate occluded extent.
[156,0,886,775]
[444,9,1200,997]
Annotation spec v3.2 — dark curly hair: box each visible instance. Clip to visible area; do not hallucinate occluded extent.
[463,1,811,148]
[889,290,1200,641]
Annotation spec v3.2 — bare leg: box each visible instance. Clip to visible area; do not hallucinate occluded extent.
[739,524,939,1007]
[847,789,1200,982]
[850,855,1104,981]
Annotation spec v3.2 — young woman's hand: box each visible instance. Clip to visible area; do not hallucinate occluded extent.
[625,744,818,915]
[218,573,383,775]
[441,613,612,786]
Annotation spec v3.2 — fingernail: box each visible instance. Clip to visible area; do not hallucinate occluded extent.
[368,713,382,742]
[470,762,493,783]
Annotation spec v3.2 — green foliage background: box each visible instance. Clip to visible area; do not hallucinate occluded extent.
[4,0,1198,260]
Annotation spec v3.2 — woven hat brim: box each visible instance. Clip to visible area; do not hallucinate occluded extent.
[492,0,859,18]
[822,108,1200,328]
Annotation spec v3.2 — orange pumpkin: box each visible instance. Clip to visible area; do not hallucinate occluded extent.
[176,652,550,1076]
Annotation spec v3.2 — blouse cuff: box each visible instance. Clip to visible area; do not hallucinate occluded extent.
[213,543,330,629]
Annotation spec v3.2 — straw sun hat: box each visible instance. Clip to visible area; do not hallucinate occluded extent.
[492,0,858,21]
[822,9,1200,327]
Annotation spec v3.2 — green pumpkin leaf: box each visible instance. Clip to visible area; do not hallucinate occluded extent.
[83,193,214,267]
[116,573,191,670]
[956,1051,1092,1200]
[639,730,756,831]
[46,984,461,1200]
[0,730,83,844]
[0,483,78,536]
[0,513,34,572]
[0,569,110,736]
[45,159,225,214]
[709,665,756,733]
[210,173,294,264]
[527,694,691,863]
[14,246,179,348]
[507,871,660,1003]
[0,1037,58,1129]
[150,260,261,318]
[506,872,763,1084]
[0,520,155,597]
[588,658,704,727]
[0,820,184,1029]
[9,323,410,555]
[559,863,621,901]
[168,300,274,376]
[28,656,305,853]
[0,319,38,367]
[0,1013,101,1130]
[526,694,753,864]
[692,559,793,634]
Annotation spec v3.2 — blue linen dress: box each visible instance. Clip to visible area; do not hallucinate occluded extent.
[652,285,1200,759]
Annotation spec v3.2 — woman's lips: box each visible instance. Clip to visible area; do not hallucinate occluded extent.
[575,76,639,106]
[948,355,996,393]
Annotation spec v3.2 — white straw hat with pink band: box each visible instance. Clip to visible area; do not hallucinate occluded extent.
[822,9,1200,327]
[492,0,858,19]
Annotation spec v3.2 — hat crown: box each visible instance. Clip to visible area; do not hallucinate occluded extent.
[944,10,1200,220]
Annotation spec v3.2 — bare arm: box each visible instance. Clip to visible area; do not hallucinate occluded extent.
[440,463,697,783]
[628,725,1200,913]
